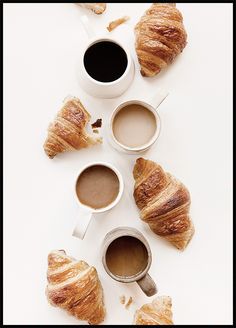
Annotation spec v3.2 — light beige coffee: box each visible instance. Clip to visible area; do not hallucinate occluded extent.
[112,103,157,148]
[76,165,120,210]
[105,236,148,277]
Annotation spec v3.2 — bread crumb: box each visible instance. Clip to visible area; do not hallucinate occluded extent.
[107,16,130,32]
[125,296,133,309]
[120,295,126,305]
[91,118,102,129]
[92,129,99,134]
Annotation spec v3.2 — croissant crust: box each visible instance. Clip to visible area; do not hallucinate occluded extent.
[77,3,106,14]
[134,296,174,325]
[135,3,187,77]
[43,97,102,159]
[133,158,194,250]
[46,250,106,325]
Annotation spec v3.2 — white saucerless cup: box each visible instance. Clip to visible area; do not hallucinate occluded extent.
[72,161,124,240]
[77,15,135,98]
[109,89,169,154]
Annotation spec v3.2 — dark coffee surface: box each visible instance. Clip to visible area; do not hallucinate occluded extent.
[84,41,128,82]
[105,236,148,277]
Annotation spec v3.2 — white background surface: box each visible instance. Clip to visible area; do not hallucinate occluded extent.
[3,3,233,325]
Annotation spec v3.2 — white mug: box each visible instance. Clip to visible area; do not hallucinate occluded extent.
[109,89,169,154]
[77,15,135,98]
[72,161,124,239]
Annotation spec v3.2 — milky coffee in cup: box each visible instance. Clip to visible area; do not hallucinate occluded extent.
[76,164,120,210]
[112,103,157,148]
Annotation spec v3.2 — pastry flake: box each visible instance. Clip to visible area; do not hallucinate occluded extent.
[107,16,130,32]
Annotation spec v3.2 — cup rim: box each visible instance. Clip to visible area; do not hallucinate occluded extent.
[75,161,124,214]
[81,36,132,86]
[109,100,161,152]
[102,227,152,283]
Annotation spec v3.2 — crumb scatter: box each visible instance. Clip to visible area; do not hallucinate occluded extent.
[120,295,126,305]
[125,296,133,309]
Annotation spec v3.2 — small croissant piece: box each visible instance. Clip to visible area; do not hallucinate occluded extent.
[46,250,106,325]
[107,16,130,32]
[133,158,194,250]
[77,3,106,14]
[43,97,102,159]
[134,296,173,325]
[134,3,187,77]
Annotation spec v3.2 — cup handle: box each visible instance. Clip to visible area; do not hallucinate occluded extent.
[149,88,169,110]
[72,208,93,240]
[80,14,96,38]
[136,273,158,297]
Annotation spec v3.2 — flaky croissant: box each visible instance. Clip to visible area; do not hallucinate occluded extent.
[46,250,106,325]
[134,3,187,77]
[76,3,106,14]
[133,158,194,250]
[43,97,102,159]
[134,296,173,325]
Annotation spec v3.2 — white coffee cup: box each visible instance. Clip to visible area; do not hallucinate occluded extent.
[109,89,169,154]
[77,15,135,98]
[72,161,124,239]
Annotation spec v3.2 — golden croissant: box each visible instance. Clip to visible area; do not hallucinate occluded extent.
[43,97,102,159]
[76,3,106,14]
[134,3,187,77]
[134,296,173,325]
[133,158,194,250]
[46,250,106,325]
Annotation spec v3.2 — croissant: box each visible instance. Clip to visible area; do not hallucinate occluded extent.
[134,296,173,325]
[43,97,102,159]
[133,158,194,250]
[76,3,106,14]
[46,250,106,325]
[134,3,187,77]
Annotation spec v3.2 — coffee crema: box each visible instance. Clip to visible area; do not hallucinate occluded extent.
[76,165,120,210]
[112,104,157,148]
[84,41,128,83]
[105,236,148,277]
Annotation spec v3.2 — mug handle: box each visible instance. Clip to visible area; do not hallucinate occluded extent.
[72,207,93,239]
[149,88,169,110]
[136,273,158,297]
[80,14,96,38]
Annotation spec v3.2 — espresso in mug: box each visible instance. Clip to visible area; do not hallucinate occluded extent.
[83,41,128,82]
[105,236,148,277]
[76,165,120,210]
[112,104,157,148]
